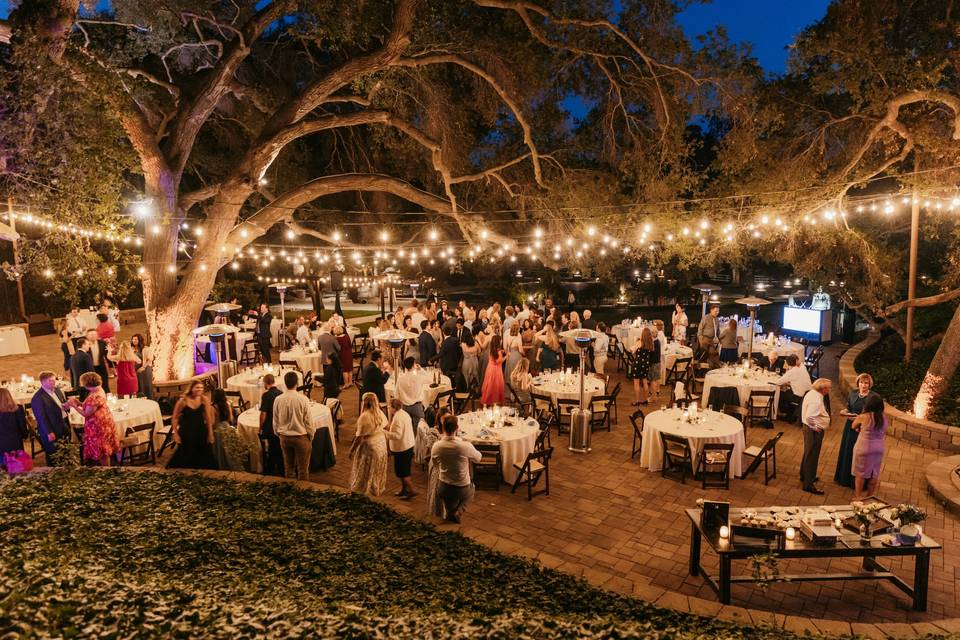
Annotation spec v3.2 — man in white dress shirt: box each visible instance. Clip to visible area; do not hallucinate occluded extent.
[502,306,517,336]
[385,399,417,499]
[431,415,482,524]
[395,356,426,427]
[66,307,85,348]
[295,317,311,347]
[273,371,315,480]
[800,378,831,495]
[776,354,812,421]
[409,301,427,334]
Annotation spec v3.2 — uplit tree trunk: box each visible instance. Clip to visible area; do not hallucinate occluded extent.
[914,304,960,419]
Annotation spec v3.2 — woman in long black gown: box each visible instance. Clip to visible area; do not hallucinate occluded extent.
[167,380,216,469]
[834,373,873,487]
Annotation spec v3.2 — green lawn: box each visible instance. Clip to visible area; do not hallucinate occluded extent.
[0,470,859,639]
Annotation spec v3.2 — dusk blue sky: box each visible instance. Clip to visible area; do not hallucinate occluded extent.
[1,0,833,73]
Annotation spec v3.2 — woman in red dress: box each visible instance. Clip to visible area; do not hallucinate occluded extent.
[76,372,121,466]
[480,334,507,406]
[335,325,354,387]
[109,340,141,397]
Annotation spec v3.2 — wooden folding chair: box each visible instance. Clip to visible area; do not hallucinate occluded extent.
[239,340,261,366]
[664,356,692,387]
[531,392,556,431]
[454,388,477,414]
[660,432,692,484]
[555,398,579,436]
[535,425,551,451]
[607,381,622,424]
[629,409,644,459]
[747,389,776,429]
[119,421,157,466]
[511,447,553,500]
[723,403,749,426]
[471,442,503,490]
[739,431,784,485]
[588,395,612,432]
[432,389,455,416]
[223,390,249,419]
[695,442,734,489]
[506,383,532,417]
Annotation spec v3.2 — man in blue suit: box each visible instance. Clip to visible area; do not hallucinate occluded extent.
[31,371,74,465]
[418,320,437,367]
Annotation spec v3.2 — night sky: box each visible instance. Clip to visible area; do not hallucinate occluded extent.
[0,0,832,74]
[677,0,833,74]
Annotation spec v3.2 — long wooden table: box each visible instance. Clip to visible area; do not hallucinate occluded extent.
[685,506,940,611]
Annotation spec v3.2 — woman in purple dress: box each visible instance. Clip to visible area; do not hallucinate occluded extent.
[850,393,888,500]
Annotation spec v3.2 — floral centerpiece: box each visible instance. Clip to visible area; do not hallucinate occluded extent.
[851,502,884,543]
[890,503,927,544]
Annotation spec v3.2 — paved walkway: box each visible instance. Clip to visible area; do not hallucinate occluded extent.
[4,324,957,624]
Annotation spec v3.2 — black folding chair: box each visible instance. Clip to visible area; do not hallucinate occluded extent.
[472,442,503,490]
[511,447,553,500]
[660,432,692,484]
[629,409,644,459]
[695,442,734,490]
[119,421,157,466]
[739,431,784,485]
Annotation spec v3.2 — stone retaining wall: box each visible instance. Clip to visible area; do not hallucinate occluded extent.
[838,331,960,452]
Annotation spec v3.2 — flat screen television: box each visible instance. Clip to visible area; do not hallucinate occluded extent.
[782,306,832,342]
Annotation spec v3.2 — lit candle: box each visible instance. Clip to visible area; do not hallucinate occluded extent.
[719,525,729,539]
[785,527,796,541]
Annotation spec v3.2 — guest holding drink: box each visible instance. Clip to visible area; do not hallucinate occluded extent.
[834,373,873,488]
[75,372,121,466]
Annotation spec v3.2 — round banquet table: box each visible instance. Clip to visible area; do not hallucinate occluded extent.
[4,379,71,406]
[278,347,324,373]
[69,397,165,449]
[385,368,451,407]
[739,338,805,364]
[531,372,605,404]
[660,343,694,383]
[236,402,335,473]
[226,367,302,406]
[639,407,745,477]
[0,326,30,356]
[701,368,781,417]
[195,331,253,361]
[456,410,539,482]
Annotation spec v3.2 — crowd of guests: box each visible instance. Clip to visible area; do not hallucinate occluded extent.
[0,292,893,526]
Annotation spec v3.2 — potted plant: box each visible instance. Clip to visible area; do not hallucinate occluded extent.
[890,504,927,544]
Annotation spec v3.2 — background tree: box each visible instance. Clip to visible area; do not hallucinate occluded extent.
[8,0,729,380]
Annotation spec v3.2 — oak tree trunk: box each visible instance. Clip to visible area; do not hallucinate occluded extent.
[913,303,960,419]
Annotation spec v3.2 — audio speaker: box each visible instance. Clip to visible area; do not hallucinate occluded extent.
[330,270,344,292]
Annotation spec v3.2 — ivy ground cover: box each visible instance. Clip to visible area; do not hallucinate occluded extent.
[0,469,933,638]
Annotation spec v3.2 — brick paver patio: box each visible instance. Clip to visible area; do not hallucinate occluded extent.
[5,322,957,624]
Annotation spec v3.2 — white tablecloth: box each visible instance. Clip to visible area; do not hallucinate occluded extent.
[661,344,694,383]
[531,372,605,404]
[639,407,745,477]
[5,380,71,406]
[385,369,451,407]
[701,368,781,417]
[457,410,539,482]
[739,339,805,363]
[70,398,165,448]
[78,310,98,331]
[236,403,334,473]
[226,367,302,406]
[613,323,654,346]
[279,347,324,373]
[0,326,30,357]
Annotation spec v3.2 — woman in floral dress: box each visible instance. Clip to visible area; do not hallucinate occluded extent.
[76,372,121,465]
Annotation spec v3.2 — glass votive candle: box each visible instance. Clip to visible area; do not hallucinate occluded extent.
[785,527,796,541]
[719,525,730,539]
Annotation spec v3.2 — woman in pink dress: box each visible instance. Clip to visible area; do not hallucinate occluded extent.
[335,325,354,387]
[76,372,121,466]
[109,340,140,397]
[851,393,888,500]
[480,335,506,406]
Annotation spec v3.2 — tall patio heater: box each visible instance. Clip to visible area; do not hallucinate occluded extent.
[735,296,771,366]
[560,328,603,453]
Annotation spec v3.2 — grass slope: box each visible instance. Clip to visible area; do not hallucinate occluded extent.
[0,470,931,638]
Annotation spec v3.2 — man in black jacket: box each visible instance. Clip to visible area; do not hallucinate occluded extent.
[31,371,74,464]
[361,350,391,402]
[255,303,273,363]
[436,327,461,380]
[418,320,437,367]
[70,338,95,399]
[258,374,284,476]
[84,330,110,393]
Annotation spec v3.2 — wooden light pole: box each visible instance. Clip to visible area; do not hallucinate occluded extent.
[905,185,921,361]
